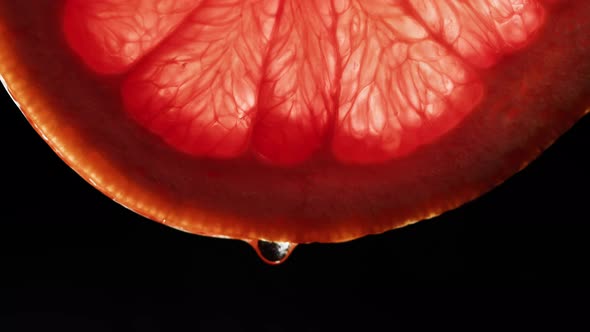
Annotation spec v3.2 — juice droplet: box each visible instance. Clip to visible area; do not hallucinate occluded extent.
[245,239,297,265]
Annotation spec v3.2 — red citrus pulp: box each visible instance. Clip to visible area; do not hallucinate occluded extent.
[0,0,589,254]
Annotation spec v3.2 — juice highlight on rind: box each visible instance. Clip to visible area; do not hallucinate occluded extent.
[0,0,588,253]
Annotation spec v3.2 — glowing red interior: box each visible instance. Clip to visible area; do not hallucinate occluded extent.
[63,0,547,166]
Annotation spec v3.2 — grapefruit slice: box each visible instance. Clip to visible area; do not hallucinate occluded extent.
[0,0,589,247]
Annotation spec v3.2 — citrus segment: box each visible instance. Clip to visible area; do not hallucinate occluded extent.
[409,0,546,68]
[122,0,280,158]
[63,0,202,74]
[333,1,485,163]
[252,0,336,165]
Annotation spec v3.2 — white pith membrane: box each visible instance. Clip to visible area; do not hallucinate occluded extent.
[63,0,546,166]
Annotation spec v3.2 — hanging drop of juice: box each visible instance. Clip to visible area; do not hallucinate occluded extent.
[246,239,297,265]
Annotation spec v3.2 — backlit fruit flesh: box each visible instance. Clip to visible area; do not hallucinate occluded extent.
[0,0,589,248]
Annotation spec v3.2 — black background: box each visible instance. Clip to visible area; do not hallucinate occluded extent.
[1,84,588,329]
